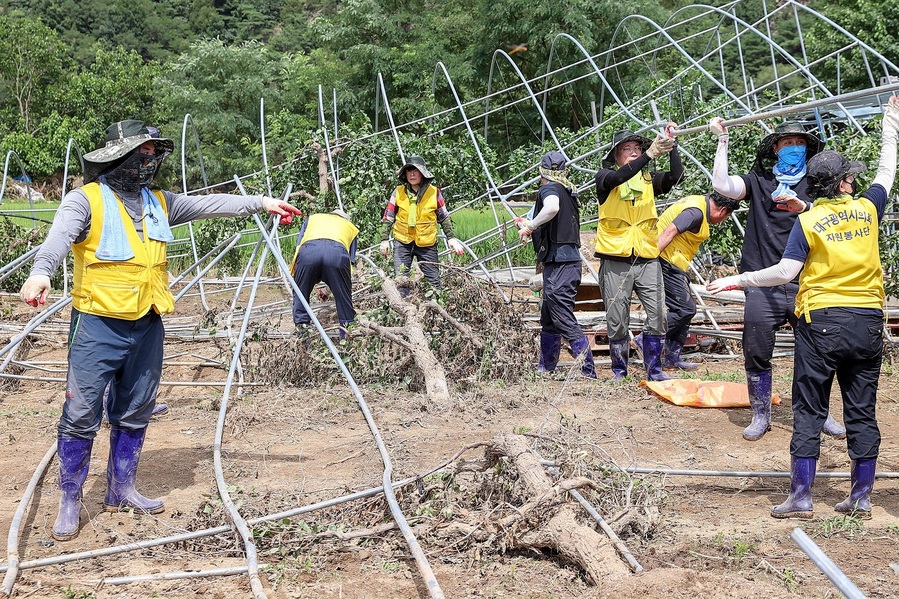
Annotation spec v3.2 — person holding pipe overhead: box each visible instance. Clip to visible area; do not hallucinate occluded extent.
[18,120,300,541]
[708,96,899,519]
[708,116,847,442]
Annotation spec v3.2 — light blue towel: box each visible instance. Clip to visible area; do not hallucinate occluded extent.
[96,184,174,261]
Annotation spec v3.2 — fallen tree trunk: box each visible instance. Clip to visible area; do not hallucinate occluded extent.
[488,433,630,584]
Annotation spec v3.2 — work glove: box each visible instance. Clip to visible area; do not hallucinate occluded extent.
[261,196,302,225]
[514,217,534,243]
[883,95,899,135]
[706,275,743,294]
[20,274,51,307]
[528,273,544,292]
[447,238,465,255]
[708,117,728,137]
[379,241,391,258]
[645,135,675,159]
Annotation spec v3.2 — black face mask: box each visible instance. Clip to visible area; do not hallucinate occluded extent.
[102,150,161,192]
[848,177,858,196]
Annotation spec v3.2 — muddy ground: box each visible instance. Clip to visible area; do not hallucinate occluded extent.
[1,288,898,599]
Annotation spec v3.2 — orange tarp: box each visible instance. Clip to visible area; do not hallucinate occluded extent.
[639,379,782,408]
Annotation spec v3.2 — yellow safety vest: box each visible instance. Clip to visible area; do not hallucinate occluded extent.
[72,183,175,320]
[593,172,660,258]
[291,213,360,274]
[795,195,884,319]
[392,185,438,247]
[658,195,710,272]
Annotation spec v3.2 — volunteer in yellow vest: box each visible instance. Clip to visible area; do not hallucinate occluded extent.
[653,192,739,370]
[291,209,359,337]
[593,124,683,382]
[379,156,463,290]
[708,96,899,520]
[19,120,300,542]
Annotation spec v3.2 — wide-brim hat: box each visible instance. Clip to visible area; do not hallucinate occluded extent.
[83,120,174,182]
[806,150,866,191]
[397,155,433,181]
[603,130,651,166]
[754,121,824,169]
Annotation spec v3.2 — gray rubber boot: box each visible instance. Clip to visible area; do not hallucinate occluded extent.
[744,371,772,441]
[52,437,94,541]
[642,334,671,382]
[609,338,629,382]
[771,456,816,519]
[835,459,875,519]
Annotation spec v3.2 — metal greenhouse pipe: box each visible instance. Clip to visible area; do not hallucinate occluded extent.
[790,528,865,599]
[1,442,58,596]
[626,467,899,479]
[675,82,899,136]
[89,566,254,586]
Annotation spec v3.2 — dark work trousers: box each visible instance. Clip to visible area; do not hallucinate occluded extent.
[60,308,163,438]
[292,239,355,326]
[541,260,583,340]
[661,259,695,345]
[743,283,798,374]
[791,308,882,460]
[393,240,441,289]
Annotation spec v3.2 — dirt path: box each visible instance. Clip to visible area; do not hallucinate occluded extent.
[2,299,898,598]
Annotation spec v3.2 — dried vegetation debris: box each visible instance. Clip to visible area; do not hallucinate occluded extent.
[245,269,533,391]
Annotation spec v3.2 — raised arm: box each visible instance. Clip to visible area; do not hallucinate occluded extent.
[709,118,747,200]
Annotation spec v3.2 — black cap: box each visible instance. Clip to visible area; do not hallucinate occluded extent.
[540,150,567,170]
[806,150,866,191]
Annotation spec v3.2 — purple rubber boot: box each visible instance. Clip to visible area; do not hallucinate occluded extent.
[822,414,847,439]
[609,338,629,382]
[642,334,671,381]
[570,335,597,379]
[744,371,772,441]
[538,332,562,373]
[663,338,700,371]
[835,459,875,519]
[104,427,165,514]
[52,436,93,541]
[771,456,816,519]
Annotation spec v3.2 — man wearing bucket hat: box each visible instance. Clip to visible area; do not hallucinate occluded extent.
[379,156,463,289]
[18,120,301,541]
[708,117,847,442]
[290,208,359,337]
[709,96,899,519]
[518,150,595,378]
[654,191,741,370]
[593,123,683,382]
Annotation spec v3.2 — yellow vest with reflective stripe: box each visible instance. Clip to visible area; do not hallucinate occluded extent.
[658,195,709,272]
[392,185,438,246]
[72,183,174,320]
[299,213,359,252]
[795,195,884,318]
[593,172,660,258]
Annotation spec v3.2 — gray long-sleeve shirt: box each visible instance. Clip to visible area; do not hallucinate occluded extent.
[30,187,266,278]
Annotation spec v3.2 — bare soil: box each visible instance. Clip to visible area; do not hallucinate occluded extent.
[2,290,899,599]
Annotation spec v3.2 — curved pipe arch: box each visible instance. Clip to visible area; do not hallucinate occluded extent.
[61,139,86,200]
[180,113,212,311]
[317,85,344,210]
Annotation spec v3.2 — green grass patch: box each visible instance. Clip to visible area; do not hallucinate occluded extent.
[451,205,534,269]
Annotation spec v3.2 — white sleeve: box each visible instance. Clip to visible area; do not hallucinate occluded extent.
[530,194,560,228]
[873,129,897,193]
[739,258,804,287]
[712,136,747,200]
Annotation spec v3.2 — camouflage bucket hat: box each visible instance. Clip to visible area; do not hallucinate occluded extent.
[755,121,824,167]
[603,130,651,166]
[397,155,433,181]
[806,150,866,191]
[84,120,175,166]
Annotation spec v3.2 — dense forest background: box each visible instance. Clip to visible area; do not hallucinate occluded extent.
[0,0,898,273]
